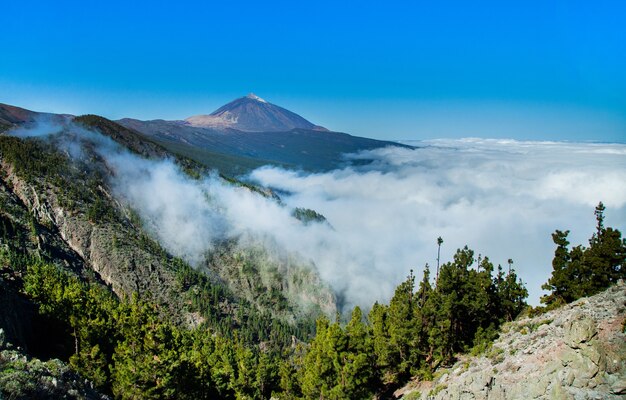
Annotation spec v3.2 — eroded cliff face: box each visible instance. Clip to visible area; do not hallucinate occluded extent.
[0,158,194,324]
[398,282,626,400]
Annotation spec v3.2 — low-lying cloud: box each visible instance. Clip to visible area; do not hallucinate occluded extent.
[10,120,626,309]
[250,138,626,306]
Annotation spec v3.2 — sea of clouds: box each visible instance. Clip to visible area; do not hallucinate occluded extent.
[10,121,626,309]
[249,138,626,306]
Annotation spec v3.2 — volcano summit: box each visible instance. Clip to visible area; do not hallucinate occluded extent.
[184,93,328,132]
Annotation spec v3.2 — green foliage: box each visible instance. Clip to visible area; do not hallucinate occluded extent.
[2,222,535,399]
[470,325,498,356]
[291,208,327,225]
[542,202,626,305]
[86,196,118,223]
[403,390,421,400]
[299,308,376,400]
[0,349,103,400]
[14,256,287,399]
[428,383,447,397]
[0,135,122,219]
[14,133,618,399]
[0,136,68,182]
[361,247,528,392]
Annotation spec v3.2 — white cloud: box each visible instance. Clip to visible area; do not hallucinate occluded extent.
[250,139,626,306]
[11,120,626,309]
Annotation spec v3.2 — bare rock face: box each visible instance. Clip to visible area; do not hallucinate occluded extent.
[399,282,626,400]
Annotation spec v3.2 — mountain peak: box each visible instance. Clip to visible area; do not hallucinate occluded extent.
[184,94,327,132]
[246,93,267,103]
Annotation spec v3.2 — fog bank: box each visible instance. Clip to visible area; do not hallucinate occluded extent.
[250,138,626,305]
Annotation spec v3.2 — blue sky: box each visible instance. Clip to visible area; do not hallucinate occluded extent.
[1,0,625,141]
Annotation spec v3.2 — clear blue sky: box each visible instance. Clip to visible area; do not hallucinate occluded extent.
[1,0,625,141]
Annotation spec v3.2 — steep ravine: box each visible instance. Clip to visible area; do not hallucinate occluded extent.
[396,282,626,400]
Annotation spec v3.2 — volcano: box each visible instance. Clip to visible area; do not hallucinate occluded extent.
[116,93,411,173]
[184,93,328,132]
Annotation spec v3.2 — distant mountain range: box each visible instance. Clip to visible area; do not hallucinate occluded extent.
[1,95,410,174]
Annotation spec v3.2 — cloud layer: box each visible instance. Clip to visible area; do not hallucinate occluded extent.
[10,121,626,309]
[250,138,626,305]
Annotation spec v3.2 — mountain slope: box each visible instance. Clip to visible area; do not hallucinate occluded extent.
[397,282,626,399]
[0,116,336,332]
[0,115,337,397]
[0,103,71,127]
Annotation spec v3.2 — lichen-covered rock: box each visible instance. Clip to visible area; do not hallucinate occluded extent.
[398,282,626,400]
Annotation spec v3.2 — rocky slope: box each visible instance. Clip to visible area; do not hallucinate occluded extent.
[397,282,626,400]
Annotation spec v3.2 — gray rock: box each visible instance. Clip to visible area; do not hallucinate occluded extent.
[564,316,597,349]
[610,378,626,394]
[403,284,626,400]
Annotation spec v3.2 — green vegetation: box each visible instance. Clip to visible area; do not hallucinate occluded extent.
[7,259,283,399]
[152,138,284,177]
[0,131,315,346]
[0,345,103,400]
[291,207,327,225]
[377,253,525,381]
[3,195,623,399]
[2,125,625,399]
[1,238,527,399]
[541,202,626,306]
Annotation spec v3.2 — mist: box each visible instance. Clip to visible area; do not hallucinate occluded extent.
[9,121,626,309]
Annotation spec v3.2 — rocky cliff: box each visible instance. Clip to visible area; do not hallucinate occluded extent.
[397,282,626,400]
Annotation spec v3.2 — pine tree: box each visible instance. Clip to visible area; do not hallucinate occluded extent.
[541,230,573,305]
[386,271,417,381]
[301,317,334,399]
[542,203,626,305]
[497,268,528,322]
[585,202,626,292]
[336,307,375,399]
[368,302,392,381]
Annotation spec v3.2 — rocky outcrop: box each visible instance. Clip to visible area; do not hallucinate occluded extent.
[0,329,109,400]
[399,282,626,400]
